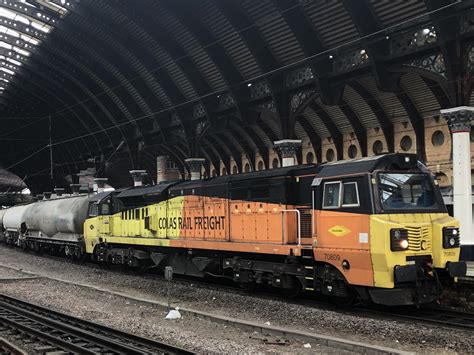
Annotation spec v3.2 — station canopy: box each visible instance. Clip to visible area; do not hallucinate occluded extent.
[0,0,472,194]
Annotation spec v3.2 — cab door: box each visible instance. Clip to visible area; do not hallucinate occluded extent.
[99,201,112,235]
[314,177,374,286]
[84,203,99,253]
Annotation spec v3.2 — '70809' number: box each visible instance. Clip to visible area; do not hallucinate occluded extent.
[324,253,341,261]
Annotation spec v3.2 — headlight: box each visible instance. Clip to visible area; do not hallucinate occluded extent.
[443,227,460,248]
[390,229,409,251]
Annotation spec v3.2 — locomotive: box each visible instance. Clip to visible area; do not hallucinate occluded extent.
[0,154,467,306]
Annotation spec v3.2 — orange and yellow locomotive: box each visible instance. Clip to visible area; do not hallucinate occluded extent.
[84,153,466,306]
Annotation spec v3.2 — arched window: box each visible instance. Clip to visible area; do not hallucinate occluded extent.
[348,144,357,159]
[272,158,279,169]
[400,135,412,151]
[326,149,335,162]
[372,140,383,155]
[431,130,445,147]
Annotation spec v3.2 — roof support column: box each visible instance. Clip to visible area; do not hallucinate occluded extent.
[274,139,302,167]
[94,178,108,194]
[185,158,206,181]
[441,106,473,259]
[157,155,181,183]
[130,170,147,187]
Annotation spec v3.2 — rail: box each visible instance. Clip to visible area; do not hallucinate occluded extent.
[0,293,192,354]
[280,209,301,246]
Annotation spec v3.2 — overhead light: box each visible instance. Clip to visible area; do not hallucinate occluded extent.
[247,83,252,87]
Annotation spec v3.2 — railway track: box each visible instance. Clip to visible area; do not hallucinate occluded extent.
[5,248,474,333]
[0,337,26,355]
[0,294,192,354]
[378,306,474,330]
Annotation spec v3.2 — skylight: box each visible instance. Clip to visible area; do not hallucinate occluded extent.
[0,0,69,95]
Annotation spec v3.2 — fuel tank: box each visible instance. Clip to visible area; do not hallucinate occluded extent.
[24,195,89,239]
[3,204,32,233]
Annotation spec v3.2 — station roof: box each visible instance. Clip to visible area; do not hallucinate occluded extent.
[0,0,472,194]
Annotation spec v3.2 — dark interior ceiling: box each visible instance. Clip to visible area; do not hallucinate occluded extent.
[0,0,473,194]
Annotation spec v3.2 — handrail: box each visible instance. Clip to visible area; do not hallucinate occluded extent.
[280,209,301,246]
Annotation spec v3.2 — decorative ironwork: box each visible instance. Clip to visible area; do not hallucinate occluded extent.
[441,107,473,133]
[286,66,314,87]
[290,89,316,112]
[196,119,209,136]
[406,54,446,77]
[256,100,276,112]
[461,12,474,33]
[171,112,181,126]
[176,126,186,138]
[274,139,302,158]
[468,45,474,71]
[391,27,437,54]
[193,103,206,119]
[334,48,369,72]
[219,92,235,109]
[250,80,271,99]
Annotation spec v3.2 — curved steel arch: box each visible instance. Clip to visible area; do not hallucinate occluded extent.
[1,84,79,180]
[2,48,108,154]
[1,65,95,159]
[36,39,137,161]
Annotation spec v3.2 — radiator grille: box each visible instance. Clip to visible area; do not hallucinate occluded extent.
[298,208,312,238]
[406,225,431,252]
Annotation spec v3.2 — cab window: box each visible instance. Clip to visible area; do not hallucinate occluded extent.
[323,182,341,208]
[88,203,98,217]
[342,182,359,207]
[322,181,360,209]
[100,203,111,215]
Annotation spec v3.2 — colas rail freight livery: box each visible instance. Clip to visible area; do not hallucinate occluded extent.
[0,154,467,306]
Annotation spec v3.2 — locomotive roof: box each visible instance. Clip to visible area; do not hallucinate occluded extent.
[314,153,419,177]
[112,153,420,198]
[169,164,317,190]
[169,153,419,190]
[115,181,179,199]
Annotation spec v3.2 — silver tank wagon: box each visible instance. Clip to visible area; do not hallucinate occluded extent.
[2,204,32,245]
[24,195,89,244]
[0,209,7,241]
[0,209,6,229]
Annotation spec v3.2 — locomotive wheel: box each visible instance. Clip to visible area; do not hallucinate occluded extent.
[280,278,302,299]
[34,242,42,255]
[239,282,255,292]
[330,291,357,307]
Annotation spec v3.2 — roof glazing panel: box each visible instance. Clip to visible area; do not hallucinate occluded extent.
[0,0,68,96]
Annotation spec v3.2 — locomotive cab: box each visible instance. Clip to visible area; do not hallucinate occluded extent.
[312,154,466,306]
